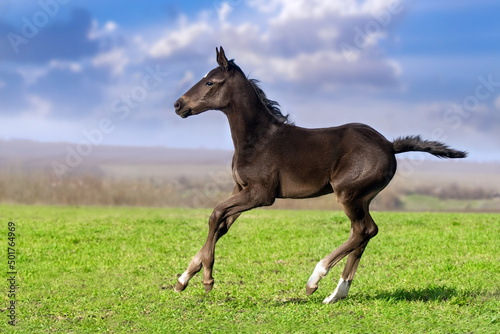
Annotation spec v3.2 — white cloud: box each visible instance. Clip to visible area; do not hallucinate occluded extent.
[218,2,233,22]
[49,60,83,73]
[250,0,403,21]
[105,21,117,32]
[24,94,52,118]
[92,48,129,76]
[18,67,50,86]
[150,19,211,58]
[88,20,118,40]
[147,0,403,90]
[177,71,195,90]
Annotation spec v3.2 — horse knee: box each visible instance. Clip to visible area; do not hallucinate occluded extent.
[209,208,237,239]
[209,205,226,224]
[364,214,378,238]
[350,219,378,244]
[367,223,378,238]
[209,207,225,231]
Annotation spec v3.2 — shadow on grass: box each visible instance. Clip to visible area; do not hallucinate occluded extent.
[268,286,461,307]
[370,285,464,303]
[274,297,311,305]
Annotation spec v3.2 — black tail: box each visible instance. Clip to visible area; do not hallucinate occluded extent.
[393,135,467,159]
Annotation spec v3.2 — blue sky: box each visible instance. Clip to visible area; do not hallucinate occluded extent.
[1,0,500,161]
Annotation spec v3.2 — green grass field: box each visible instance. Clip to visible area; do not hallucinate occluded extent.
[1,204,499,333]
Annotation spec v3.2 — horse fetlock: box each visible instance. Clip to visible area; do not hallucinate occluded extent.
[305,284,318,296]
[322,278,352,304]
[306,261,329,296]
[174,280,188,292]
[203,280,214,293]
[322,293,346,304]
[174,270,192,292]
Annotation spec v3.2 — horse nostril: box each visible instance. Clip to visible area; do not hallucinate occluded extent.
[174,100,181,111]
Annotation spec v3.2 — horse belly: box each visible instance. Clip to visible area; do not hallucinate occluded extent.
[278,173,333,199]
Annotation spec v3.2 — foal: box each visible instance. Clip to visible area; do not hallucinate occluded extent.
[173,47,467,303]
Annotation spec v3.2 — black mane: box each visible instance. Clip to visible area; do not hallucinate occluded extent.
[227,59,292,125]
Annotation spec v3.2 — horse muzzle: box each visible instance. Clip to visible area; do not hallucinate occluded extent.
[174,98,192,118]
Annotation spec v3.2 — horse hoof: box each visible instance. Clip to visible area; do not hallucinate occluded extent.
[174,281,187,292]
[306,285,318,296]
[204,282,214,293]
[322,295,345,304]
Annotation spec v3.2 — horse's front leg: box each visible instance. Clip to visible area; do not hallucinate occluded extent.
[174,210,240,293]
[176,185,268,293]
[199,206,240,292]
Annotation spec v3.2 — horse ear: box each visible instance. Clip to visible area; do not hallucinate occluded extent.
[216,46,229,71]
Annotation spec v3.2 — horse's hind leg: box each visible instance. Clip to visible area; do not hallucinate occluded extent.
[306,199,378,303]
[322,240,370,303]
[322,204,378,304]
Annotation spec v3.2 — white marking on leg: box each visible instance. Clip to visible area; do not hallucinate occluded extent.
[306,261,329,290]
[322,277,351,304]
[174,271,190,292]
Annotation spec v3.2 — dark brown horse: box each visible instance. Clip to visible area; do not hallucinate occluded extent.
[173,47,467,303]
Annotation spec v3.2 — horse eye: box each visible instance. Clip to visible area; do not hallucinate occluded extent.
[206,82,213,86]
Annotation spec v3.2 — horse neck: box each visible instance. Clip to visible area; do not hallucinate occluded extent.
[223,80,277,153]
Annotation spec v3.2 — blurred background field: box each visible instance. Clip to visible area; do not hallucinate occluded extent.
[1,139,499,212]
